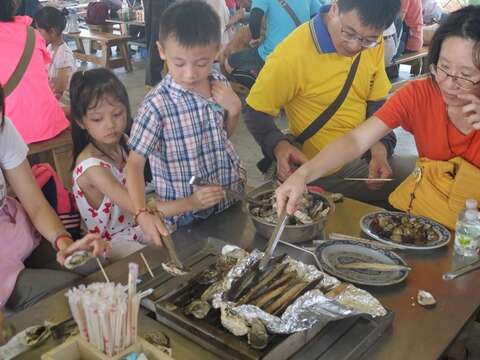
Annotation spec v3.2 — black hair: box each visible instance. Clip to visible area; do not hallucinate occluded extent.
[69,68,131,167]
[158,0,220,47]
[0,83,5,130]
[337,0,401,30]
[34,6,68,36]
[0,0,16,22]
[428,6,480,70]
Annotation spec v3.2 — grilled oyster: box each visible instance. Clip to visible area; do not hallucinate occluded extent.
[248,318,268,350]
[64,251,91,270]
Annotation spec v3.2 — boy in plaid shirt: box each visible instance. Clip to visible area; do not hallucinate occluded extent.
[126,0,244,244]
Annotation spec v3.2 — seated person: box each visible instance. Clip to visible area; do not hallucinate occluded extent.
[383,22,398,65]
[0,0,69,144]
[422,0,448,25]
[126,1,245,243]
[276,6,480,228]
[246,0,414,207]
[0,84,109,312]
[34,7,76,103]
[15,0,41,18]
[395,0,423,57]
[224,0,322,78]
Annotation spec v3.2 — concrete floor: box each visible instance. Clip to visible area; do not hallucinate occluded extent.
[82,55,418,188]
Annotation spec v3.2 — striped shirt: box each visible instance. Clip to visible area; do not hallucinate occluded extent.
[128,72,245,226]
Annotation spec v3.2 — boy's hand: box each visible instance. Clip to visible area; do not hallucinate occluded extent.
[190,186,225,210]
[57,234,111,265]
[211,81,241,117]
[136,212,169,246]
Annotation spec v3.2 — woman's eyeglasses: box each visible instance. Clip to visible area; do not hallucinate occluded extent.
[430,64,480,90]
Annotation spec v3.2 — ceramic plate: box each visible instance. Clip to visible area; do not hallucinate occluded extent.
[360,211,451,250]
[316,240,409,286]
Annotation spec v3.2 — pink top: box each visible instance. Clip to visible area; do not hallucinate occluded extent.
[401,0,424,51]
[0,17,69,144]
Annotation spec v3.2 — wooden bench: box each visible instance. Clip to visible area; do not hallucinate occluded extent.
[28,129,73,189]
[68,29,133,72]
[392,46,430,76]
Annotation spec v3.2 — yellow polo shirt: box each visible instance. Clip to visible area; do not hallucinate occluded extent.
[246,21,391,159]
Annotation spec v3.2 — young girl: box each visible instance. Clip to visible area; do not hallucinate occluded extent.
[34,6,75,102]
[70,69,148,260]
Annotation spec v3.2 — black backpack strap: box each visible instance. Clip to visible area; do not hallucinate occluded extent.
[295,53,361,144]
[4,26,36,97]
[276,0,302,27]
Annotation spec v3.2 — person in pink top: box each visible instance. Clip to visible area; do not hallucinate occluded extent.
[399,0,424,52]
[0,0,69,144]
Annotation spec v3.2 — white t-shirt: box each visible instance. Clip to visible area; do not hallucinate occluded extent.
[47,43,76,101]
[204,0,232,45]
[0,117,29,209]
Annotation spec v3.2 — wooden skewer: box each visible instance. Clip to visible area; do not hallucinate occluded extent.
[139,252,155,279]
[96,257,110,282]
[344,177,394,182]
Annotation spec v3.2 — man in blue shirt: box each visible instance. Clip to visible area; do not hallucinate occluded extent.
[224,0,323,78]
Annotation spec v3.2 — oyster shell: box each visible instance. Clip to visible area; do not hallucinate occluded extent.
[417,290,436,306]
[220,305,249,336]
[162,261,189,276]
[184,300,211,319]
[19,325,50,347]
[248,318,268,350]
[64,251,91,270]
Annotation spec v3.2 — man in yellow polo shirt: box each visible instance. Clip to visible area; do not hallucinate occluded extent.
[246,0,416,205]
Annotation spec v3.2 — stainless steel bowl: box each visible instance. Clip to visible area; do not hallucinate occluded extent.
[247,187,334,243]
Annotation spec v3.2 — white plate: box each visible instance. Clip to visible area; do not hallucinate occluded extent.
[360,211,451,250]
[316,240,409,286]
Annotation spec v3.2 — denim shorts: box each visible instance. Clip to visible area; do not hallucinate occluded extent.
[228,47,265,74]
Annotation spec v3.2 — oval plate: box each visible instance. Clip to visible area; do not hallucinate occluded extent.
[316,240,410,286]
[360,211,451,250]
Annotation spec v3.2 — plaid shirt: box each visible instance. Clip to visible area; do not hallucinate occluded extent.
[128,72,245,226]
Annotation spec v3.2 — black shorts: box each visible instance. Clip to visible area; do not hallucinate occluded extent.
[228,47,265,74]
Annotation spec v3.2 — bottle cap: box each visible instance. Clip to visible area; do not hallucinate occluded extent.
[465,209,478,221]
[466,199,478,209]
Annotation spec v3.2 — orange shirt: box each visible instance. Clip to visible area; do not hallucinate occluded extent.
[375,77,480,167]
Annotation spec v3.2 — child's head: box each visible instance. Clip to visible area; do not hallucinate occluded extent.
[34,6,67,44]
[69,69,131,164]
[157,1,221,90]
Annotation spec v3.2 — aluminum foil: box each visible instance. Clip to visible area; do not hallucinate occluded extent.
[212,246,386,335]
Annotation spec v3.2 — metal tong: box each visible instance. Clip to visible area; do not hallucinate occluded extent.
[189,175,264,206]
[443,260,480,280]
[161,232,185,269]
[259,211,289,270]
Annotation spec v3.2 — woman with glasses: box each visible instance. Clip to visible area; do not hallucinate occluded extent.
[275,5,480,216]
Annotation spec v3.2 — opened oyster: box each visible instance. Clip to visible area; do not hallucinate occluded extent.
[417,290,436,306]
[249,190,330,226]
[64,251,91,270]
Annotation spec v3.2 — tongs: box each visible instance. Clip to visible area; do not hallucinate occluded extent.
[259,210,289,270]
[161,232,189,274]
[189,175,264,206]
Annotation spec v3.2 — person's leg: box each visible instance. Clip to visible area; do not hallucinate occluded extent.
[5,268,80,312]
[312,155,417,209]
[226,47,264,76]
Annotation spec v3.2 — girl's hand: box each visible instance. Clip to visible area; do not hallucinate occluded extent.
[275,169,308,216]
[57,233,111,265]
[211,81,241,117]
[136,212,169,247]
[190,186,225,210]
[459,94,480,130]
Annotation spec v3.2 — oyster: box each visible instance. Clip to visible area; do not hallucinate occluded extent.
[162,261,189,276]
[220,305,249,337]
[19,325,50,347]
[64,251,91,270]
[184,300,211,319]
[248,319,269,350]
[417,290,436,306]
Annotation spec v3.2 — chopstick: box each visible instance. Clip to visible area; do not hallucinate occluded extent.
[344,177,394,181]
[139,252,155,278]
[96,257,110,282]
[328,233,402,249]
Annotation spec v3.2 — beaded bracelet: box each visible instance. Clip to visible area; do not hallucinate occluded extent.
[54,233,74,251]
[134,207,166,225]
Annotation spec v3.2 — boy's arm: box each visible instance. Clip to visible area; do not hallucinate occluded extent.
[211,81,241,138]
[126,151,168,243]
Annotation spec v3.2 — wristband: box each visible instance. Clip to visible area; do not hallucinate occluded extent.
[54,233,73,251]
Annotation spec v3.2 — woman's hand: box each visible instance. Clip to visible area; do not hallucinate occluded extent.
[56,233,111,265]
[275,168,308,216]
[459,94,480,130]
[190,186,225,210]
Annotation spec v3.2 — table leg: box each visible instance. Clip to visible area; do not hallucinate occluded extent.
[119,42,133,72]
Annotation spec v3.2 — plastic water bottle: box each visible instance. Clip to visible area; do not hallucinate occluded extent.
[454,206,480,257]
[458,199,478,220]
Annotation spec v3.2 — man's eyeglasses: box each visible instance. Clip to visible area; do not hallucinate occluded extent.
[338,17,380,48]
[430,64,480,90]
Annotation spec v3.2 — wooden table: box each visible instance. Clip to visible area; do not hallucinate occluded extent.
[7,195,480,359]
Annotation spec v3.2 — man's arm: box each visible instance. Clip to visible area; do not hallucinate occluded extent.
[249,8,264,40]
[245,105,289,159]
[362,99,397,161]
